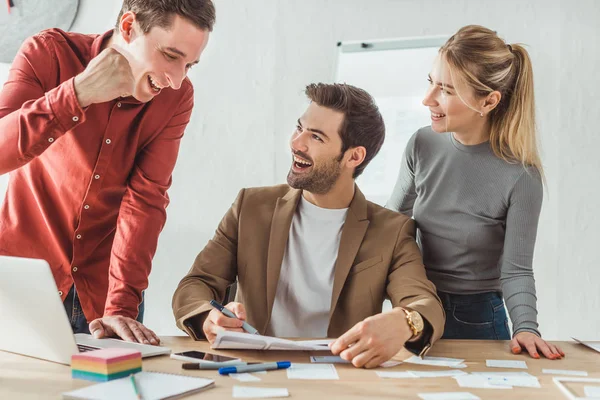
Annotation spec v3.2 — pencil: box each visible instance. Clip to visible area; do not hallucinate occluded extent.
[130,373,143,400]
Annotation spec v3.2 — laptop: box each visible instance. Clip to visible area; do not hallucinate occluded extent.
[0,255,171,365]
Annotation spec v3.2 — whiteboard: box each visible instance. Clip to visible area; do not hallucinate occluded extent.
[335,37,447,206]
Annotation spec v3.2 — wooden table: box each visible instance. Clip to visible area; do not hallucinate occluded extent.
[1,338,598,399]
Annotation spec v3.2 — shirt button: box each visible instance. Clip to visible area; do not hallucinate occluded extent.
[76,234,82,239]
[72,116,79,122]
[72,267,78,272]
[84,205,90,210]
[105,139,112,144]
[58,290,63,296]
[48,138,54,143]
[94,175,100,180]
[117,102,122,108]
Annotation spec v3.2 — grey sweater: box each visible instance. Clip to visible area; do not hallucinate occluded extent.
[387,126,542,336]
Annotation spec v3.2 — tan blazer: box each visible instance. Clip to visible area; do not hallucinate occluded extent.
[173,185,445,345]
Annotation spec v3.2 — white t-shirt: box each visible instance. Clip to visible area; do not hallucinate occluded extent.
[267,196,348,338]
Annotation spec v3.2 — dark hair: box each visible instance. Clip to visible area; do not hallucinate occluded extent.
[304,83,385,178]
[115,0,216,33]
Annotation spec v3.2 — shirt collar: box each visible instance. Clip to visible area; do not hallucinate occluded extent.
[90,30,143,105]
[90,29,114,59]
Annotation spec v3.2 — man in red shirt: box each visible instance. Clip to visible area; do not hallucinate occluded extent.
[0,0,215,344]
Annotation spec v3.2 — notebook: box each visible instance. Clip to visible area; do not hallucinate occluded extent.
[62,371,215,400]
[213,330,333,351]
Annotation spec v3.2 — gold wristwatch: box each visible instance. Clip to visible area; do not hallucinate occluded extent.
[401,308,424,338]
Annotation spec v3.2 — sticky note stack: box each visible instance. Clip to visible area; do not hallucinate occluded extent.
[71,348,142,382]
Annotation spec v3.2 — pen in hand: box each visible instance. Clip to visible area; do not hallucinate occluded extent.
[209,300,259,335]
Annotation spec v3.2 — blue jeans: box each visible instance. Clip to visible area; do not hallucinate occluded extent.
[439,291,511,340]
[63,286,145,334]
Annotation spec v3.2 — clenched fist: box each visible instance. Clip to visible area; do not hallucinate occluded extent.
[74,46,136,107]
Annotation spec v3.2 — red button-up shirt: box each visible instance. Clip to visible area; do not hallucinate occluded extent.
[0,29,194,321]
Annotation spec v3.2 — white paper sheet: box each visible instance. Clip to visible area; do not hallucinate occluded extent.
[376,371,418,379]
[487,376,540,388]
[409,370,468,378]
[232,386,289,399]
[380,360,403,368]
[230,373,262,382]
[584,386,600,397]
[418,393,481,400]
[485,359,528,369]
[405,355,465,367]
[213,331,333,351]
[542,369,588,377]
[573,337,600,354]
[286,363,339,380]
[454,375,512,389]
[470,371,534,378]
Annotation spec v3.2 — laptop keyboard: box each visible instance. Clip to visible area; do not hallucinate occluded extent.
[77,344,99,353]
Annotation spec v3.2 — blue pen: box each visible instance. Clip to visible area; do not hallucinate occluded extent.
[209,300,259,335]
[219,361,291,375]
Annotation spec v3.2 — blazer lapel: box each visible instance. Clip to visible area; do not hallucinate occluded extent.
[328,186,370,323]
[263,188,302,332]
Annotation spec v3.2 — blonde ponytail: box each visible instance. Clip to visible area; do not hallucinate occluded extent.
[441,26,544,182]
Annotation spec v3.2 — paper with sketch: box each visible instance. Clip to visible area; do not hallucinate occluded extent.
[213,331,334,351]
[572,337,600,354]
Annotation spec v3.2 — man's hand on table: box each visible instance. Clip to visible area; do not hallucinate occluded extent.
[89,316,160,345]
[329,308,413,368]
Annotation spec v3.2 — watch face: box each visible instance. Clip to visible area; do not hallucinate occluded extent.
[409,311,424,331]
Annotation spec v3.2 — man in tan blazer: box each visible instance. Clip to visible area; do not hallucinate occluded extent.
[173,83,445,368]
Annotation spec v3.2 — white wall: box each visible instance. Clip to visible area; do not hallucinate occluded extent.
[2,0,599,339]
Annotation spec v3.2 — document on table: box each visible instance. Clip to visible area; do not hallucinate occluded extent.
[453,375,512,389]
[405,356,466,368]
[542,369,588,377]
[486,376,540,388]
[409,370,468,378]
[485,359,528,369]
[213,331,333,351]
[584,386,600,397]
[232,386,289,398]
[286,363,339,380]
[572,337,600,354]
[464,372,540,389]
[310,355,400,368]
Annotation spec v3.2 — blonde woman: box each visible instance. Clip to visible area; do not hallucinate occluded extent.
[387,25,564,359]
